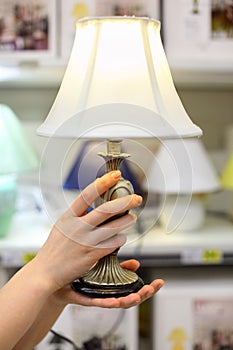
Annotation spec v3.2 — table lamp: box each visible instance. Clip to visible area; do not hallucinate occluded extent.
[37,16,202,298]
[220,151,233,219]
[0,104,39,237]
[146,138,221,232]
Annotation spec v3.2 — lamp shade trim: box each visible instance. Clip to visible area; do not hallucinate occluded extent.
[37,103,202,139]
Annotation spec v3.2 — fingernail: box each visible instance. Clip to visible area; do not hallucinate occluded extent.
[110,170,121,179]
[130,213,137,222]
[157,280,164,290]
[136,195,143,205]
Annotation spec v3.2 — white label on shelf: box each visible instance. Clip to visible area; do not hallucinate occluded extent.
[181,248,223,264]
[181,248,203,264]
[0,250,38,267]
[0,251,24,267]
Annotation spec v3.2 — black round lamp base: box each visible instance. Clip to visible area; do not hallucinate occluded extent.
[71,277,144,298]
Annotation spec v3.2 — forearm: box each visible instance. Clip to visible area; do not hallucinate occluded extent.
[0,259,55,350]
[0,172,143,349]
[12,295,65,350]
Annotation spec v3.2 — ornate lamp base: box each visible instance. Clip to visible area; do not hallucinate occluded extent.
[72,140,144,298]
[72,279,144,298]
[71,250,144,298]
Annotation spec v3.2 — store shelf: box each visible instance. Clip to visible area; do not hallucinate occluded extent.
[0,211,51,267]
[0,65,65,88]
[120,216,233,267]
[0,65,233,89]
[0,209,232,268]
[172,69,233,90]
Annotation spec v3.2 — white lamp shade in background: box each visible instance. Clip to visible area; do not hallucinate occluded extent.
[37,17,202,139]
[146,138,221,231]
[147,138,220,194]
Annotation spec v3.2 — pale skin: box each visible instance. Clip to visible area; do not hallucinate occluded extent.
[0,170,164,350]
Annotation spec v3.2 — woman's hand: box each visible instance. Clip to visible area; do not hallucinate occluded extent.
[50,259,164,309]
[33,171,143,292]
[2,172,161,350]
[10,260,163,350]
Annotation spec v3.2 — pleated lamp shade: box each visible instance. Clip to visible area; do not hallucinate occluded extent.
[37,16,202,139]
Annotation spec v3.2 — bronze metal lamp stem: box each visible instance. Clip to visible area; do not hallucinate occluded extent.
[71,140,144,298]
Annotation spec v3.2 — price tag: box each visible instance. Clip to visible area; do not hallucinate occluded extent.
[23,252,37,264]
[0,251,23,267]
[0,251,37,267]
[202,249,222,264]
[181,249,223,265]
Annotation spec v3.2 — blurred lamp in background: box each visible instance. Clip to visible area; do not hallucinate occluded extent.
[146,138,220,232]
[0,104,39,237]
[63,141,142,196]
[37,16,202,298]
[221,151,233,219]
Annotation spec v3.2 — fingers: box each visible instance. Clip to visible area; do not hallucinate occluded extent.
[110,280,164,308]
[61,213,136,248]
[108,279,164,308]
[64,172,142,249]
[64,189,142,248]
[120,259,140,272]
[83,194,142,227]
[95,233,127,249]
[86,213,136,246]
[135,279,164,304]
[70,171,122,216]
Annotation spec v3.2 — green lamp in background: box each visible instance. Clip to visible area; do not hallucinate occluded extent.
[0,104,39,237]
[221,151,233,219]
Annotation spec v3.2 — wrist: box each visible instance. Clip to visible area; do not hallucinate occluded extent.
[48,290,69,308]
[25,257,60,296]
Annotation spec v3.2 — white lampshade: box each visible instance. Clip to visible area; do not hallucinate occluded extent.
[147,138,221,194]
[37,16,202,139]
[146,138,221,232]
